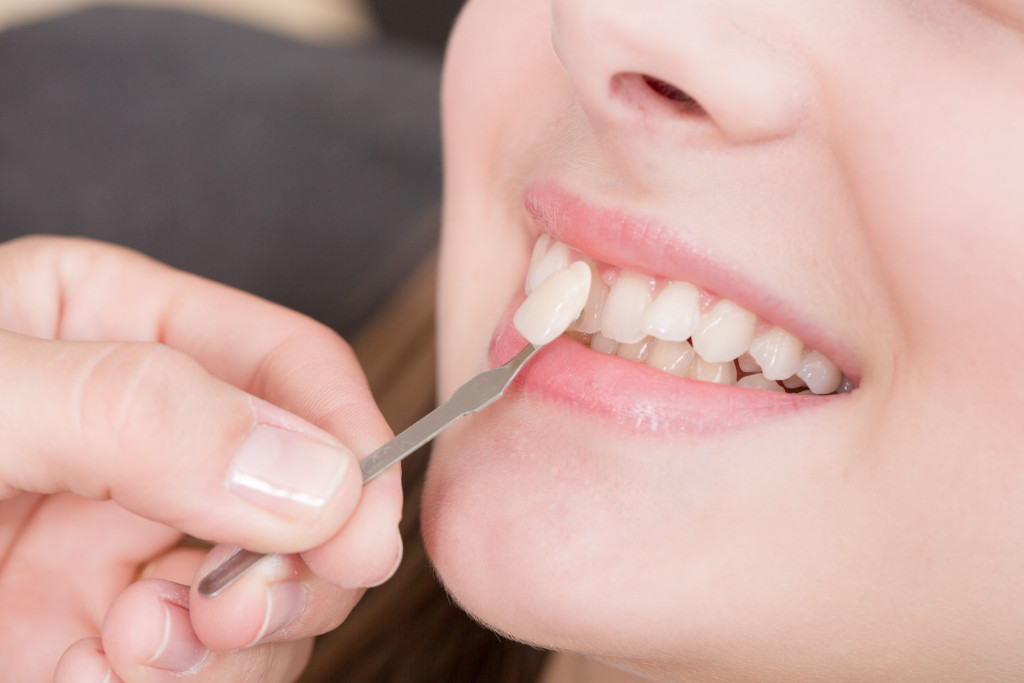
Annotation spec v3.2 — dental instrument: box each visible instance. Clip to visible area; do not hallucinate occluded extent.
[198,259,591,597]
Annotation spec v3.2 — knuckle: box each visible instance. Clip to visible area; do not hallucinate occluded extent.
[75,342,207,459]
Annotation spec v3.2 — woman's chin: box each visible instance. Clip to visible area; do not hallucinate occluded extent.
[419,384,888,676]
[421,401,661,650]
[422,394,732,658]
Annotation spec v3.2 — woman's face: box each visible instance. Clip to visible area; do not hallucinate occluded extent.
[424,0,1024,679]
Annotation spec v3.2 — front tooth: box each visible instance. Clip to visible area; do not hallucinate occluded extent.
[796,350,842,394]
[525,238,570,294]
[691,299,757,363]
[646,339,696,376]
[600,270,653,344]
[687,357,738,385]
[737,373,786,392]
[571,263,608,334]
[514,261,592,346]
[641,281,701,342]
[528,234,551,271]
[748,326,804,381]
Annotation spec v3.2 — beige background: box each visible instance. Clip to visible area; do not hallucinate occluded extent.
[0,0,375,41]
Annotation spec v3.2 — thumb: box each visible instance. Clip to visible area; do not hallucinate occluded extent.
[0,330,365,553]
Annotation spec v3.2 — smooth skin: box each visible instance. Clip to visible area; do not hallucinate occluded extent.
[0,236,402,681]
[426,0,1024,681]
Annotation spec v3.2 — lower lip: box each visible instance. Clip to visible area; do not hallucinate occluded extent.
[489,308,820,435]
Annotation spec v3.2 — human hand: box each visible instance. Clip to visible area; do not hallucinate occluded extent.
[0,236,403,681]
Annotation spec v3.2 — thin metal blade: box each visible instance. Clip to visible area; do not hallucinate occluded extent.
[359,342,538,482]
[197,343,539,598]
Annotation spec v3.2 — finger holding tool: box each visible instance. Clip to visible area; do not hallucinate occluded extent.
[198,260,592,597]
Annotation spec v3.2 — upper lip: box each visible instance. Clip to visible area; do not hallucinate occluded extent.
[522,181,858,383]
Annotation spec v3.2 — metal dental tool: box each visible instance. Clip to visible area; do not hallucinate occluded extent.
[197,342,541,598]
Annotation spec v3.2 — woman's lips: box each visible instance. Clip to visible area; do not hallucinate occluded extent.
[480,181,855,434]
[489,308,822,435]
[523,182,858,383]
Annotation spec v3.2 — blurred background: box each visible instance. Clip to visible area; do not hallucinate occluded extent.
[0,0,466,48]
[368,0,464,49]
[0,0,463,338]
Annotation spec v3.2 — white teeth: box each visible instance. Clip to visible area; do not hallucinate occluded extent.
[600,271,653,344]
[688,357,738,385]
[520,236,850,395]
[737,352,760,374]
[737,373,786,392]
[617,337,653,362]
[782,375,807,390]
[525,236,570,294]
[528,234,551,269]
[796,350,842,395]
[691,299,757,363]
[645,339,696,376]
[514,261,592,346]
[571,263,608,335]
[641,281,701,342]
[748,326,804,381]
[590,332,619,355]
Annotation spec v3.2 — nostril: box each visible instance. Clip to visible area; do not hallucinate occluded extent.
[641,75,706,116]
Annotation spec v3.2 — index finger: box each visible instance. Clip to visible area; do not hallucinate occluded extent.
[2,235,394,453]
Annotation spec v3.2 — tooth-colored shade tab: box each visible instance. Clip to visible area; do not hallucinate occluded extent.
[646,339,696,376]
[514,261,592,346]
[525,238,570,294]
[692,299,757,363]
[600,270,653,344]
[641,281,701,342]
[797,350,842,394]
[748,326,804,381]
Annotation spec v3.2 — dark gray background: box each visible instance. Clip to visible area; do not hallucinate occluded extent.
[368,0,465,50]
[0,6,443,336]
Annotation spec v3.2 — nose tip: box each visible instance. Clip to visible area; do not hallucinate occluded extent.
[551,0,811,146]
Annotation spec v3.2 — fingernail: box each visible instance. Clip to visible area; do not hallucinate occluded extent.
[146,600,209,672]
[252,581,306,645]
[229,424,352,519]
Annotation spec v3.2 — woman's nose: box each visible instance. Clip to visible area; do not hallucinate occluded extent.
[550,0,811,146]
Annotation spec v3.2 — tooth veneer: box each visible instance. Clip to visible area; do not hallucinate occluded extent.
[514,261,592,346]
[526,236,849,394]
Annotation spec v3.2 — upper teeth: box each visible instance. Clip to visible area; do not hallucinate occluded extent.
[524,236,850,395]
